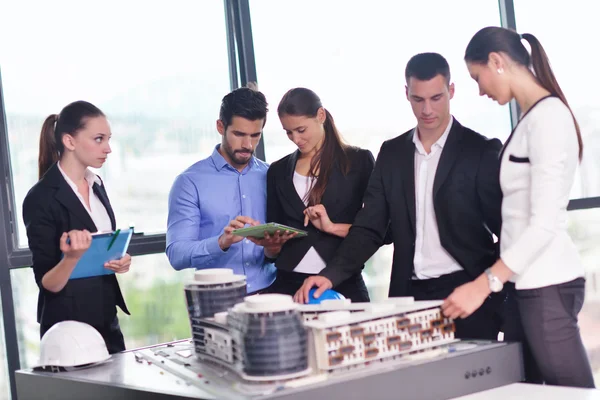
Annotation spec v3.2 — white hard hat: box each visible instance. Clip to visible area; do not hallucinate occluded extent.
[34,321,111,369]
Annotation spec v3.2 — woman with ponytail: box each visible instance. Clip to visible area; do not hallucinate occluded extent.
[442,26,594,388]
[262,88,374,302]
[23,101,131,354]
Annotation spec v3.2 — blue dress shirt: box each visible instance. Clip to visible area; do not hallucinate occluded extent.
[166,145,276,291]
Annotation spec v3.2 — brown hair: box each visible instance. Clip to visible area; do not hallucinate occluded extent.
[465,26,583,161]
[38,101,105,179]
[277,88,349,206]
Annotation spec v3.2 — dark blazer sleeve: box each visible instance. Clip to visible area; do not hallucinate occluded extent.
[23,193,62,289]
[360,149,376,193]
[476,138,503,237]
[359,149,392,245]
[320,143,391,286]
[265,164,284,263]
[266,164,284,224]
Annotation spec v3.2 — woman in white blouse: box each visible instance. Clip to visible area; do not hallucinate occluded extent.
[442,26,595,388]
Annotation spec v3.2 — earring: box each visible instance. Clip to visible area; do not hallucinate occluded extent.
[497,68,504,74]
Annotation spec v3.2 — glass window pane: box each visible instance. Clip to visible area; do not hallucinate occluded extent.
[118,254,195,348]
[0,295,10,400]
[11,253,195,368]
[10,267,39,369]
[250,0,509,299]
[515,0,600,199]
[251,0,509,163]
[568,208,600,383]
[0,0,231,247]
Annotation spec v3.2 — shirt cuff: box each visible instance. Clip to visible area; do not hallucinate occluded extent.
[207,236,228,256]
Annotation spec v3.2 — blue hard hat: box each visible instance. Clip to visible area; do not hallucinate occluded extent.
[307,288,346,304]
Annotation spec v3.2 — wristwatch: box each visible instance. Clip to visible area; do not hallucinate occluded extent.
[485,268,503,293]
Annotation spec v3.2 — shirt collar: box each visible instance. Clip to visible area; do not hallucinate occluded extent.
[57,161,101,191]
[210,144,255,174]
[413,115,454,155]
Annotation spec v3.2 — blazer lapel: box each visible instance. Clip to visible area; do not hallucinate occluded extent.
[433,119,463,199]
[52,173,98,232]
[280,150,309,215]
[93,182,116,231]
[400,132,416,234]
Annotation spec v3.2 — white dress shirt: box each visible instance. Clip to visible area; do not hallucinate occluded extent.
[58,162,112,233]
[412,116,462,279]
[291,171,327,274]
[499,97,584,289]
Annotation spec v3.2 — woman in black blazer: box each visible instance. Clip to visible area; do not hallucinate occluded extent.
[264,88,374,302]
[23,101,131,354]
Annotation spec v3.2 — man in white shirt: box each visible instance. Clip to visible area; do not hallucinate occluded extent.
[298,53,512,341]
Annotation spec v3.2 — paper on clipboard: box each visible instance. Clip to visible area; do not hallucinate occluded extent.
[68,228,133,280]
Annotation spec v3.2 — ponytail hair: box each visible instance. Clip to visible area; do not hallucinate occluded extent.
[37,101,105,179]
[521,33,583,160]
[277,88,349,206]
[465,27,583,161]
[38,114,60,179]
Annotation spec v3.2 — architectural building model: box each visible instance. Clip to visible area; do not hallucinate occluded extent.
[184,269,456,383]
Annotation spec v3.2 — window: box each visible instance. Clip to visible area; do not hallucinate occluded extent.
[0,0,231,247]
[568,208,600,384]
[250,0,510,299]
[10,267,39,368]
[514,0,600,199]
[11,253,196,368]
[0,301,9,400]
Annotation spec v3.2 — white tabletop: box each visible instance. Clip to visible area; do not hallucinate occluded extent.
[453,383,600,399]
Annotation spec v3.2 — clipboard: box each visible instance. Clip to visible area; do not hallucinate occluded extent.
[232,223,308,239]
[68,228,134,280]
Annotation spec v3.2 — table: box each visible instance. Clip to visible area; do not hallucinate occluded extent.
[16,340,524,400]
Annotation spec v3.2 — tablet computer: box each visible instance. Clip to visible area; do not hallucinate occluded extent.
[232,223,308,239]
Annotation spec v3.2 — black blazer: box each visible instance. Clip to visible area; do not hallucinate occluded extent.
[267,147,375,271]
[320,119,503,296]
[22,163,129,330]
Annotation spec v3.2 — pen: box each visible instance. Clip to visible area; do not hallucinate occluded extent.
[107,229,121,251]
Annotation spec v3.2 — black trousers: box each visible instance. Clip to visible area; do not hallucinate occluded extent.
[514,278,595,388]
[407,270,507,341]
[500,282,542,384]
[265,269,370,303]
[41,315,126,355]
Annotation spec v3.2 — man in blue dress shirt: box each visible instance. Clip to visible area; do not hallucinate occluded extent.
[166,87,279,292]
